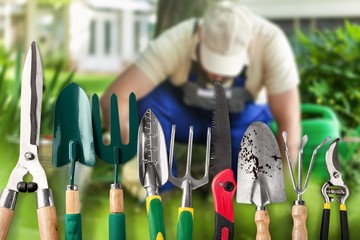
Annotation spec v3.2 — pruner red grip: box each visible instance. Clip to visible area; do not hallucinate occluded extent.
[212,168,236,240]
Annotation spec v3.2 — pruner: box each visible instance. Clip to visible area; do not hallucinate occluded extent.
[0,42,59,240]
[320,138,349,240]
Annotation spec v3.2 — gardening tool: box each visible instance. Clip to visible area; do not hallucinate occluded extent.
[52,82,96,240]
[320,138,350,240]
[92,92,138,240]
[282,132,330,240]
[168,125,210,240]
[138,109,168,240]
[210,81,237,240]
[236,121,286,240]
[0,42,59,240]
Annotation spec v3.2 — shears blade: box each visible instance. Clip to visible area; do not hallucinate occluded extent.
[20,41,43,149]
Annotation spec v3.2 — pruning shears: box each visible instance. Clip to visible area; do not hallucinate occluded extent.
[0,42,59,240]
[320,138,350,240]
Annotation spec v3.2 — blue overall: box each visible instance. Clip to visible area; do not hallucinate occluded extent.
[137,62,273,189]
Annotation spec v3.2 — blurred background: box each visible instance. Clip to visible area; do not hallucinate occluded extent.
[1,0,360,239]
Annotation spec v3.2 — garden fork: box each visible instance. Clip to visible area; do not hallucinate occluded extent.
[92,93,138,240]
[168,125,210,240]
[282,132,330,240]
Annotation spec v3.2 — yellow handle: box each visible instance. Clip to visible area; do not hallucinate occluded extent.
[292,205,308,240]
[0,207,14,240]
[110,188,124,213]
[255,210,271,240]
[66,189,80,214]
[37,206,60,240]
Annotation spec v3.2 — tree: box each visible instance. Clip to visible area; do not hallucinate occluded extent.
[155,0,220,37]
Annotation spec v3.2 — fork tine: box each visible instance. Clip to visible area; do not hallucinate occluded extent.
[110,94,122,146]
[185,126,194,176]
[169,125,176,177]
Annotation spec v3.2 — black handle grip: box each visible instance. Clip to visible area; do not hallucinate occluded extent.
[320,208,330,240]
[340,208,349,240]
[214,212,234,240]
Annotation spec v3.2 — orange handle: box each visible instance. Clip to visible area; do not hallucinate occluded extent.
[292,205,308,240]
[0,207,14,240]
[37,206,60,240]
[255,210,271,240]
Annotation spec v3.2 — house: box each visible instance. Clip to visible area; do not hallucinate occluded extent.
[69,0,155,73]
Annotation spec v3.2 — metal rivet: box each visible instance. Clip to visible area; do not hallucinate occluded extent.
[218,182,223,187]
[24,152,34,160]
[333,172,340,178]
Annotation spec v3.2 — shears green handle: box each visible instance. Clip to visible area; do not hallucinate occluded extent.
[176,207,193,240]
[65,214,82,240]
[146,196,166,240]
[109,213,125,240]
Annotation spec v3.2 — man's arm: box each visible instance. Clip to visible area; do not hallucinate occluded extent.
[268,87,301,168]
[100,64,156,143]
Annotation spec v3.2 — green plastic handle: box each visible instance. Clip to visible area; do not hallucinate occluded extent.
[109,213,126,240]
[65,213,82,240]
[146,196,166,240]
[176,207,193,240]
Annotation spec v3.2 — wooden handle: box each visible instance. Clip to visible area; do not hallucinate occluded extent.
[292,205,308,240]
[0,207,14,240]
[255,210,271,240]
[66,189,80,214]
[110,188,123,213]
[37,206,60,240]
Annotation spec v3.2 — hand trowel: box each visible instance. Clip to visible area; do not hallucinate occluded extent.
[52,82,96,240]
[236,122,286,240]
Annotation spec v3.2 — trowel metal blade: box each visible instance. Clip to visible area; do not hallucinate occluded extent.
[236,122,286,207]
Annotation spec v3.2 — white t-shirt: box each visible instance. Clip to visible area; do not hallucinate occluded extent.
[135,11,299,102]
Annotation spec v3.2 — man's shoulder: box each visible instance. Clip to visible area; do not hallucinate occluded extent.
[250,13,283,39]
[161,18,198,39]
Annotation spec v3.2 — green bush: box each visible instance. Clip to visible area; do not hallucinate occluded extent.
[294,21,360,131]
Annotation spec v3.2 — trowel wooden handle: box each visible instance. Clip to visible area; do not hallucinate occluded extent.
[0,207,14,240]
[37,206,60,240]
[292,205,308,240]
[255,210,271,240]
[66,189,80,214]
[110,188,124,213]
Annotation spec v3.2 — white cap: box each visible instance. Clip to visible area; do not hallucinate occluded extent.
[200,1,252,76]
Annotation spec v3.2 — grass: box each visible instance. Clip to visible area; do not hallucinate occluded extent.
[2,139,360,240]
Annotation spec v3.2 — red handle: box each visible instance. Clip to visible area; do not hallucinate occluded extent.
[212,169,236,239]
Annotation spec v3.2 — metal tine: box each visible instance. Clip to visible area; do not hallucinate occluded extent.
[282,131,330,196]
[301,136,330,194]
[168,125,210,190]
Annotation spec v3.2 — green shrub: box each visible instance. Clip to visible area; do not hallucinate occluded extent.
[294,21,360,131]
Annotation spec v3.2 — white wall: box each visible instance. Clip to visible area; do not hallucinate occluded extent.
[241,0,360,19]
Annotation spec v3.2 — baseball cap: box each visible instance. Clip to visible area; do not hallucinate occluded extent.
[200,1,252,76]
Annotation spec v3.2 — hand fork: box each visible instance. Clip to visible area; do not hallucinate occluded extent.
[282,132,330,240]
[92,93,138,240]
[168,125,210,240]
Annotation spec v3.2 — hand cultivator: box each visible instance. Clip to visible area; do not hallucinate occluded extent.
[92,93,138,240]
[168,125,210,240]
[282,132,329,240]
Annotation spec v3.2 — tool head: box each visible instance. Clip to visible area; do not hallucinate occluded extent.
[6,42,50,191]
[92,93,138,165]
[236,122,286,207]
[52,83,96,168]
[138,109,168,189]
[210,81,232,176]
[325,138,344,187]
[168,125,210,190]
